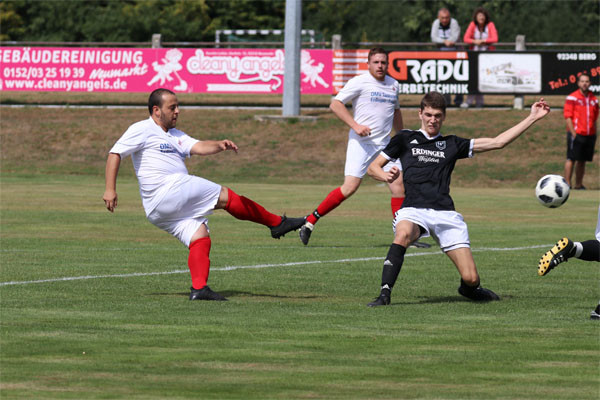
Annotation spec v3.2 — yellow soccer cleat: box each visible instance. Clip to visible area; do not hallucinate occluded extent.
[538,237,574,276]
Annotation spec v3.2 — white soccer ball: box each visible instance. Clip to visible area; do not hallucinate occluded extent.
[535,174,570,208]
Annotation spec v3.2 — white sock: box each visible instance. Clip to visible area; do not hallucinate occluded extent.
[573,242,583,258]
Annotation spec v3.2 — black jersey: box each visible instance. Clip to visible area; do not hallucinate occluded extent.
[382,129,472,211]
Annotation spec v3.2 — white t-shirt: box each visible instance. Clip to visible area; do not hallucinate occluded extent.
[110,117,199,215]
[472,25,490,51]
[334,72,400,146]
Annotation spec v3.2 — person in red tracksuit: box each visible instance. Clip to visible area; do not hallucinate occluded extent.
[563,73,599,189]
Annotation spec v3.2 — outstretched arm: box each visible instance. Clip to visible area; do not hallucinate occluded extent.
[330,99,371,136]
[472,98,550,153]
[103,152,121,212]
[191,140,238,156]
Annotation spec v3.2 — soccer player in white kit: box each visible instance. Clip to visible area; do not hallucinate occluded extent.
[538,206,600,319]
[103,89,305,301]
[366,92,550,306]
[299,47,406,245]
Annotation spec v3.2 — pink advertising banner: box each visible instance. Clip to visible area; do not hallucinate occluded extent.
[0,47,333,94]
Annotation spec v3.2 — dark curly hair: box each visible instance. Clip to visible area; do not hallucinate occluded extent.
[472,7,491,27]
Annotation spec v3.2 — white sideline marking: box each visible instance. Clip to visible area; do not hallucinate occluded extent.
[0,244,551,287]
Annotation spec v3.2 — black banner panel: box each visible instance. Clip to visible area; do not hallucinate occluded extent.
[387,50,599,95]
[541,51,600,95]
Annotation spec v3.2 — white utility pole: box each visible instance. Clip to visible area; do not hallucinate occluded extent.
[282,0,301,116]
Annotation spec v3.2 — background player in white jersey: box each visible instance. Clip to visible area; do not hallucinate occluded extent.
[299,47,406,245]
[366,91,550,306]
[103,88,305,301]
[538,206,600,319]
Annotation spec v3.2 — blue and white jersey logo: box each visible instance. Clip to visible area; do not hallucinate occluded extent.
[159,142,186,158]
[370,91,397,105]
[159,143,176,153]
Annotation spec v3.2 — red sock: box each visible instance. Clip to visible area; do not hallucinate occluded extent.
[306,187,346,225]
[391,197,404,216]
[188,237,211,290]
[225,188,281,227]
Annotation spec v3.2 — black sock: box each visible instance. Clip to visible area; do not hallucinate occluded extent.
[579,240,600,262]
[381,243,406,293]
[459,278,481,294]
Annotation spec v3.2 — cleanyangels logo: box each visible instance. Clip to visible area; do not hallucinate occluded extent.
[186,49,284,90]
[387,52,469,83]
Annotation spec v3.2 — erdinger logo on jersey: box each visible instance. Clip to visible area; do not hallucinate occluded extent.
[412,147,446,164]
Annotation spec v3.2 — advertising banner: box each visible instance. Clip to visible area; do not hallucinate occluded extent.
[2,47,596,96]
[475,51,599,95]
[336,50,598,96]
[387,51,470,95]
[332,49,369,94]
[477,53,542,93]
[541,51,600,95]
[333,50,472,96]
[0,47,333,94]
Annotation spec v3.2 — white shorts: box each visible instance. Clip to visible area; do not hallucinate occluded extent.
[393,207,470,252]
[147,175,221,247]
[344,137,402,177]
[383,159,403,173]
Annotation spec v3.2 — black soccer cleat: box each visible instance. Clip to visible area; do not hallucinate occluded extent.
[367,293,391,307]
[458,282,500,301]
[591,303,600,320]
[299,222,314,246]
[189,286,228,301]
[270,216,306,239]
[538,237,574,276]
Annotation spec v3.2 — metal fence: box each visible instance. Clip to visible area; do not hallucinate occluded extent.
[1,38,598,50]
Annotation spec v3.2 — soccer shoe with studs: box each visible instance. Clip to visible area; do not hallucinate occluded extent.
[458,284,500,301]
[367,293,391,307]
[299,222,314,246]
[591,303,600,320]
[189,286,228,301]
[538,237,574,276]
[270,216,306,239]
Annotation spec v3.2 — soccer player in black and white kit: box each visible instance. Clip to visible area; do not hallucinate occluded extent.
[366,91,550,306]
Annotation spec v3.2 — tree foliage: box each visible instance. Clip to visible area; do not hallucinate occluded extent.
[1,0,598,45]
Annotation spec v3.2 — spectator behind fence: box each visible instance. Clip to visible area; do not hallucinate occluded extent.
[430,7,463,107]
[563,73,598,189]
[462,6,498,108]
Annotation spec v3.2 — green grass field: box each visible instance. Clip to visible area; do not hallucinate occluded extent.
[1,174,598,399]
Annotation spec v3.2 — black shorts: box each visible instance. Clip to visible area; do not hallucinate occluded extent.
[566,132,596,162]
